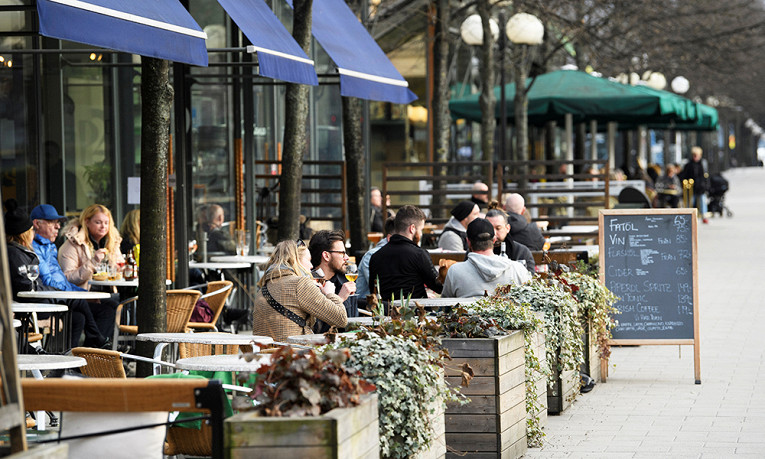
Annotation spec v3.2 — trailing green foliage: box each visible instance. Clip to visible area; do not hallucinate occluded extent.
[560,270,620,360]
[326,333,460,458]
[496,277,585,383]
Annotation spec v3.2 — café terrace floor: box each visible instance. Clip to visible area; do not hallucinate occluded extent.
[526,166,765,458]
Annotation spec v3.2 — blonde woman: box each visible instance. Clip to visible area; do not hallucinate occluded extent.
[252,240,347,341]
[119,209,140,255]
[59,204,123,289]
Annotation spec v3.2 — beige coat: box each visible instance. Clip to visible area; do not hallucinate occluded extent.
[59,224,122,289]
[252,268,347,342]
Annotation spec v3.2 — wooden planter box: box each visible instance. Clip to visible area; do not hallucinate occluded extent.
[441,331,527,459]
[547,348,580,414]
[580,317,601,383]
[225,394,379,459]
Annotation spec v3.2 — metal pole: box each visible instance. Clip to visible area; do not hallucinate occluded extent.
[499,12,507,166]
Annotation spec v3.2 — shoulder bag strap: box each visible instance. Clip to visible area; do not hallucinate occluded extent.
[261,284,307,328]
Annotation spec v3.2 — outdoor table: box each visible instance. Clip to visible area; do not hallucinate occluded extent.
[17,354,86,431]
[18,291,111,300]
[175,353,272,372]
[136,332,273,369]
[89,278,172,288]
[12,302,71,354]
[390,297,482,309]
[210,255,269,265]
[427,249,467,265]
[286,332,357,346]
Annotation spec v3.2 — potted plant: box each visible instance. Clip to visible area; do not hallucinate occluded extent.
[559,267,619,383]
[225,346,378,458]
[436,297,548,455]
[497,275,585,415]
[325,321,461,459]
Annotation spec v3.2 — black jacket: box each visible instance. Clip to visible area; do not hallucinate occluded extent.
[7,241,57,301]
[679,159,708,194]
[507,212,545,251]
[368,234,442,300]
[493,239,535,273]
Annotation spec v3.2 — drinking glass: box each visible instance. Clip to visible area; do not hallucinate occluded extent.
[345,262,358,282]
[235,230,250,256]
[25,264,39,292]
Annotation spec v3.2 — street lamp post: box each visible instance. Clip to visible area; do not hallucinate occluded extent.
[506,12,543,181]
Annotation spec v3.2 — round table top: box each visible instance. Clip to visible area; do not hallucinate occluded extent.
[346,316,390,326]
[18,291,111,300]
[17,355,86,371]
[175,354,272,372]
[390,297,483,308]
[189,261,251,270]
[286,333,357,346]
[89,279,172,287]
[136,332,273,346]
[210,255,269,265]
[12,302,69,313]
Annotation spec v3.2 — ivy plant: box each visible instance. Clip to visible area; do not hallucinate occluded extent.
[496,277,585,385]
[560,270,620,360]
[325,333,461,459]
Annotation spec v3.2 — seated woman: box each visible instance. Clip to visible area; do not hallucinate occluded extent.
[4,200,108,349]
[59,204,124,289]
[119,209,140,255]
[252,240,347,342]
[58,204,122,339]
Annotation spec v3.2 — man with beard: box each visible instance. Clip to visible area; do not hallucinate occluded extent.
[485,204,535,274]
[503,193,546,251]
[308,230,357,319]
[369,205,442,300]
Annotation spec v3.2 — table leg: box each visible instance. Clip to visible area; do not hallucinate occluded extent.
[31,369,46,431]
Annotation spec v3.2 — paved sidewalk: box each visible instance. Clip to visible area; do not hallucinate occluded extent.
[526,167,765,458]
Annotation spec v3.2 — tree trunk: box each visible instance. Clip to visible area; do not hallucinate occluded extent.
[136,57,172,377]
[431,0,451,220]
[478,1,496,165]
[343,97,365,255]
[278,0,313,242]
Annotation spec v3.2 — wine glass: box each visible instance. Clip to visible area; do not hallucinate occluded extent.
[25,264,39,292]
[345,262,358,282]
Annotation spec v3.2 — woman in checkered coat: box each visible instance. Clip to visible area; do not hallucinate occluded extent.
[252,240,347,341]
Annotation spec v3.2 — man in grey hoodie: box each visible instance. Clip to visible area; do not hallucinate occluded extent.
[442,218,531,298]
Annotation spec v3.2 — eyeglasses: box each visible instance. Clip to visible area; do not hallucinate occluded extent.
[295,239,306,247]
[326,250,347,256]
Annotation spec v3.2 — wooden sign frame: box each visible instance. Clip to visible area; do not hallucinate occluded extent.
[599,208,701,384]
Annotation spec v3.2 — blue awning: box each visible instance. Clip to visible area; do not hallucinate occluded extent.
[36,0,208,67]
[288,0,417,103]
[218,0,317,85]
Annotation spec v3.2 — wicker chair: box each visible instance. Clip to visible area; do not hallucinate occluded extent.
[71,347,127,378]
[187,281,233,332]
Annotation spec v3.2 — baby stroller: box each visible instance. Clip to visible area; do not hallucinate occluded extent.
[707,174,733,217]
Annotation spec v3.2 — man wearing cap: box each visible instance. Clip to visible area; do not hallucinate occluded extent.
[30,204,115,345]
[442,218,531,298]
[438,200,480,251]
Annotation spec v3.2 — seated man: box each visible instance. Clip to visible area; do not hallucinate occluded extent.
[485,205,535,273]
[503,193,545,251]
[369,205,443,300]
[470,181,489,210]
[197,204,236,254]
[357,217,395,297]
[442,218,531,298]
[438,201,480,251]
[308,229,357,319]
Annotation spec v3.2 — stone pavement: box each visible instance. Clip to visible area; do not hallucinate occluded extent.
[526,167,765,458]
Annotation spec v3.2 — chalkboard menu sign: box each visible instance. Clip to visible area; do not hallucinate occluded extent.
[599,209,699,342]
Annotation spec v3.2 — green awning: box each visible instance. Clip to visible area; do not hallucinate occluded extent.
[449,70,718,131]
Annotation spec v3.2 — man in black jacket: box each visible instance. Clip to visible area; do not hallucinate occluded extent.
[369,205,442,300]
[485,207,535,273]
[679,146,709,223]
[504,193,546,251]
